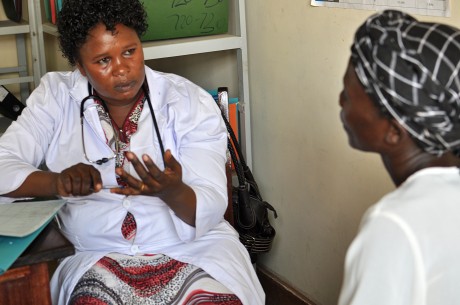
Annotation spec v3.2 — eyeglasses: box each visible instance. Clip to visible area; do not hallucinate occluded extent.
[80,95,120,165]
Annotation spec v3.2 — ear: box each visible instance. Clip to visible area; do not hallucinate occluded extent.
[76,62,87,77]
[384,119,406,145]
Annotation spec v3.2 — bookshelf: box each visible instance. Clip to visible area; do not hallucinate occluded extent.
[0,0,46,98]
[39,0,252,167]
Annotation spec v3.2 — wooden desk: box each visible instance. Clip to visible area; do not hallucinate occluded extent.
[0,222,74,305]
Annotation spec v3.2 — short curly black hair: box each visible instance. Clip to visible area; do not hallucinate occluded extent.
[57,0,148,66]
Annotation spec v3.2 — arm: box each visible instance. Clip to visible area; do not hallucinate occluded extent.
[0,72,103,199]
[5,164,103,198]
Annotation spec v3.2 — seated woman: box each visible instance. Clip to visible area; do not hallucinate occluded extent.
[0,0,264,304]
[338,10,460,305]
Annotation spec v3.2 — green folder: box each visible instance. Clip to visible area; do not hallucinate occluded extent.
[0,199,65,274]
[43,0,51,23]
[0,218,53,274]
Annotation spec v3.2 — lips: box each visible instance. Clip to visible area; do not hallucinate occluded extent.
[114,81,135,92]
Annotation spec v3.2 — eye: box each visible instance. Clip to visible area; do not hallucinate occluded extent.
[98,57,110,66]
[124,48,135,56]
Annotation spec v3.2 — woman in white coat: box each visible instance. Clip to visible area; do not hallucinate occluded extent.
[0,0,264,304]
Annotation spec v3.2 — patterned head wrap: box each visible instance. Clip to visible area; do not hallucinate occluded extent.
[351,10,460,157]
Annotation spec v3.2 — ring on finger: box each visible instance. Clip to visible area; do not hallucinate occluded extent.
[140,183,145,192]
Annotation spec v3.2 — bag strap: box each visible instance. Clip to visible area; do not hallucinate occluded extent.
[216,97,262,201]
[217,98,278,225]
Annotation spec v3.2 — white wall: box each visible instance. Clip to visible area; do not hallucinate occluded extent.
[245,2,460,305]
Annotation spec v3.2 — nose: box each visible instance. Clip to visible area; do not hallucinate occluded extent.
[339,91,345,108]
[112,57,128,77]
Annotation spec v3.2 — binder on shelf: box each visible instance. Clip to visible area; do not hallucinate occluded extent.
[43,0,62,24]
[49,0,57,24]
[1,0,21,22]
[228,97,239,141]
[0,199,65,274]
[208,88,240,142]
[0,85,25,121]
[43,0,51,22]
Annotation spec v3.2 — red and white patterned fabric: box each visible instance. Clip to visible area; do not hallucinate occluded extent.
[69,253,242,305]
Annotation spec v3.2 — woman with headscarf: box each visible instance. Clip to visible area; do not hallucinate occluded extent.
[338,10,460,305]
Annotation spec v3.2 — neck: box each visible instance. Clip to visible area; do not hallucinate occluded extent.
[382,149,460,186]
[98,89,144,128]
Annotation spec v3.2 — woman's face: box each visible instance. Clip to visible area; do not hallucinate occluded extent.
[339,61,390,152]
[76,23,145,106]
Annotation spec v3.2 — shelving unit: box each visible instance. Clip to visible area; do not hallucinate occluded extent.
[0,0,46,100]
[40,0,252,167]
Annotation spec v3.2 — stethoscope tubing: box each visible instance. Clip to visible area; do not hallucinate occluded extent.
[80,81,165,166]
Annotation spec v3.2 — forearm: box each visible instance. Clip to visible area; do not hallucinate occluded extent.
[3,171,59,198]
[161,183,197,227]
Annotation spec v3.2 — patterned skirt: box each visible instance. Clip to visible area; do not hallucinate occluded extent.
[69,253,242,305]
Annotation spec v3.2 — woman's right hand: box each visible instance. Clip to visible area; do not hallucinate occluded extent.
[56,163,102,196]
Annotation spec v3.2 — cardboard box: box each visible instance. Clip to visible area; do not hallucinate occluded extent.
[141,0,229,41]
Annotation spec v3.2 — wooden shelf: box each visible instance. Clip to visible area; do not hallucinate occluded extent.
[0,20,29,35]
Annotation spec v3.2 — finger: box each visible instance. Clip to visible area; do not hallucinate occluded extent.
[115,167,144,188]
[142,154,163,181]
[163,150,181,175]
[70,174,83,196]
[59,172,73,195]
[110,186,136,196]
[79,170,98,195]
[90,167,102,192]
[56,176,70,197]
[125,152,150,180]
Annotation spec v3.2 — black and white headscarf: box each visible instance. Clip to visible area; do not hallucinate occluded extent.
[351,10,460,157]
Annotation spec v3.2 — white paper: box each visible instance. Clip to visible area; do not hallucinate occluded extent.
[0,200,65,237]
[0,86,8,102]
[311,0,451,17]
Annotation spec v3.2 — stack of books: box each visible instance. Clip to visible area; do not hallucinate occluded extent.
[43,0,63,24]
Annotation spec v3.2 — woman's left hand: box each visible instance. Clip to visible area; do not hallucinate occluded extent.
[111,150,197,226]
[111,150,182,198]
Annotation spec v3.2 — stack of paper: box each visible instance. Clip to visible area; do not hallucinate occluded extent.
[0,199,65,274]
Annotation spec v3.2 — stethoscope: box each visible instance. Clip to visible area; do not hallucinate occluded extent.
[79,80,165,166]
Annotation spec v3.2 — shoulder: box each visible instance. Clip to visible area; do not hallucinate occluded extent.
[369,167,460,220]
[33,70,86,102]
[24,70,86,120]
[39,70,82,89]
[145,67,214,106]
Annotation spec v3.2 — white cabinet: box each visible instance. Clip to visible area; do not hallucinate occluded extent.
[40,0,252,166]
[0,0,45,101]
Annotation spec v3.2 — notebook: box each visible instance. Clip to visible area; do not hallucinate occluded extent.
[0,199,65,274]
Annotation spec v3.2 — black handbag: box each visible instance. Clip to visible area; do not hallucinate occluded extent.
[219,107,278,262]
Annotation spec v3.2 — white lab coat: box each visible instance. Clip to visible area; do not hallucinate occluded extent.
[0,67,264,305]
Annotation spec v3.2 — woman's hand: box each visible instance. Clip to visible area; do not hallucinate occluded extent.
[111,150,182,198]
[55,163,103,196]
[111,150,197,226]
